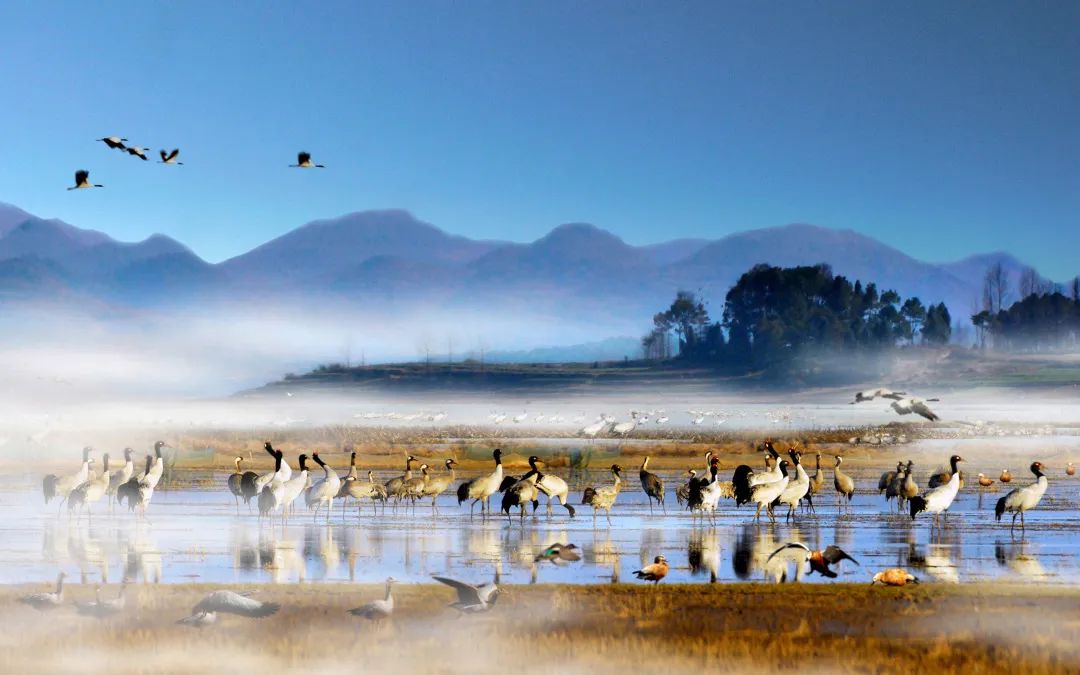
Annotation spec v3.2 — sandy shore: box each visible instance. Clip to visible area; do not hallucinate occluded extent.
[2,583,1078,673]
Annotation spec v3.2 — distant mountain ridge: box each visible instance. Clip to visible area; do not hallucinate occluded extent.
[0,201,1056,331]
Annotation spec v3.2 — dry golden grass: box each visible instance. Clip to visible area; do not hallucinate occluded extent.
[1,582,1077,674]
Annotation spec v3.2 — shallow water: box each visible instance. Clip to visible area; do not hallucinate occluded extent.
[3,444,1080,589]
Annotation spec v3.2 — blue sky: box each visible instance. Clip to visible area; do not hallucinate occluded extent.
[0,1,1077,277]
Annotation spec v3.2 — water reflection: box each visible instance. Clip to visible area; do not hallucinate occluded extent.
[4,466,1080,586]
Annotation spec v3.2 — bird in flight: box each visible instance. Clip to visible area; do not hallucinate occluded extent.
[68,170,103,190]
[159,149,183,165]
[126,146,150,161]
[98,136,128,150]
[290,151,325,168]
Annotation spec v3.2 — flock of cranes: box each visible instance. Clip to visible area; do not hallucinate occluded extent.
[68,136,325,191]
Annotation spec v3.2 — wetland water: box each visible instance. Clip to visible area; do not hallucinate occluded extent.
[3,438,1079,589]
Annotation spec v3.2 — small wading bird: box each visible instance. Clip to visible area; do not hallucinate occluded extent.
[433,575,499,614]
[766,543,859,581]
[289,151,325,168]
[178,590,280,627]
[871,568,919,586]
[995,461,1048,532]
[909,455,963,526]
[158,148,183,164]
[68,170,103,190]
[633,555,669,586]
[97,136,127,150]
[17,572,66,610]
[347,577,396,624]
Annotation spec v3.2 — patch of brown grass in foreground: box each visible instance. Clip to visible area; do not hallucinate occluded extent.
[1,583,1077,674]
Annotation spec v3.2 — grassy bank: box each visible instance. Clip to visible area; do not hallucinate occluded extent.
[1,583,1077,673]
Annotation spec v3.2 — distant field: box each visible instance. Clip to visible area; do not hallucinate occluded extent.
[2,583,1076,674]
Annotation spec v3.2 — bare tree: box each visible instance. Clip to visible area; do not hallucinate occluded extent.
[983,261,1010,314]
[1019,266,1040,299]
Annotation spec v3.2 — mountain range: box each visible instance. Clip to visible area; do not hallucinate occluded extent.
[0,201,1051,339]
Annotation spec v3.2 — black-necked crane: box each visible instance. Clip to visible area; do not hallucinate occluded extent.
[776,450,810,521]
[97,136,127,150]
[67,170,103,190]
[995,461,1048,532]
[254,442,284,494]
[581,464,624,526]
[871,568,918,586]
[457,448,504,516]
[347,577,396,623]
[108,448,135,505]
[833,456,854,510]
[178,590,280,626]
[639,456,665,513]
[432,574,499,613]
[158,148,183,165]
[116,456,149,512]
[54,447,93,509]
[501,465,543,524]
[18,572,66,610]
[125,146,150,161]
[68,453,109,520]
[749,459,790,522]
[633,555,669,585]
[307,450,340,522]
[688,457,725,524]
[675,469,696,507]
[909,455,964,527]
[530,456,575,518]
[279,454,310,520]
[289,151,324,168]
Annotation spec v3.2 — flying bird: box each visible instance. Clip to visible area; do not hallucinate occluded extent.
[178,590,280,626]
[158,149,183,165]
[890,397,940,421]
[766,543,859,579]
[68,170,103,190]
[534,543,582,564]
[432,575,499,614]
[126,146,150,160]
[289,151,324,168]
[97,136,127,150]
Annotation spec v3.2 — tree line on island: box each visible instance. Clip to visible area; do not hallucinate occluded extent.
[641,263,952,370]
[643,261,1080,369]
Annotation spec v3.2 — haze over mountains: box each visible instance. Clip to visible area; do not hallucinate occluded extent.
[0,201,1044,328]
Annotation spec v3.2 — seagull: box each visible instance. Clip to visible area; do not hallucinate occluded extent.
[126,146,150,161]
[67,170,103,190]
[432,575,499,614]
[177,590,280,626]
[158,149,183,165]
[289,151,324,168]
[534,543,582,564]
[766,543,859,580]
[97,136,128,150]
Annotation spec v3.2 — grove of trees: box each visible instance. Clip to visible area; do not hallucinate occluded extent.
[643,263,951,371]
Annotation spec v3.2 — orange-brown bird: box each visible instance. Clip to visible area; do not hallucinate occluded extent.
[1000,469,1012,483]
[871,568,919,586]
[977,473,995,487]
[767,543,859,579]
[633,555,669,585]
[1067,463,1075,477]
